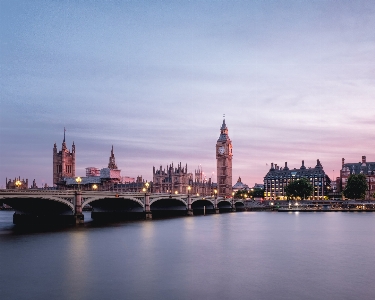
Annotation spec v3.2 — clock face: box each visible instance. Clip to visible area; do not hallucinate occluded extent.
[218,146,225,155]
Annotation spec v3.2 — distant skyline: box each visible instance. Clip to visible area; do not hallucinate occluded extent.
[1,0,374,187]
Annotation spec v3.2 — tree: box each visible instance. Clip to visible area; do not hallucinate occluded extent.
[234,190,248,199]
[284,178,313,200]
[252,188,264,198]
[343,174,367,200]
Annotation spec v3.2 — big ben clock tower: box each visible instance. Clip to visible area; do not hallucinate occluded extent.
[216,119,233,197]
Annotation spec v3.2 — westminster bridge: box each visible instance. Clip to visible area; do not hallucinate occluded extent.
[0,190,245,224]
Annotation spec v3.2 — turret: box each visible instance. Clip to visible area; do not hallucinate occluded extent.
[108,145,118,169]
[315,159,323,169]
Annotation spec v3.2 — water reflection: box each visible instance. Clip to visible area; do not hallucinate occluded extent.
[62,230,89,300]
[1,211,375,300]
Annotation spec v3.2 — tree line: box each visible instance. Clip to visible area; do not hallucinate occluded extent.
[279,174,370,200]
[235,174,371,200]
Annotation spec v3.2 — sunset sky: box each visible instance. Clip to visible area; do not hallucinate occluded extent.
[1,0,374,188]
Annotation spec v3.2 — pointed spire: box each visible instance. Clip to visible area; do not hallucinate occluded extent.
[218,116,229,142]
[221,118,227,130]
[315,159,323,169]
[63,127,66,143]
[108,145,118,169]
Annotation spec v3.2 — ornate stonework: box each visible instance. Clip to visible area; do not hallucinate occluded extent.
[153,162,190,194]
[152,163,214,195]
[216,119,233,197]
[53,129,75,186]
[108,145,118,169]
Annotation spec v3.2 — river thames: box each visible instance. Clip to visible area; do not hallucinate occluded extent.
[1,211,375,300]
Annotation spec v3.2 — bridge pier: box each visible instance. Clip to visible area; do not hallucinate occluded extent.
[214,198,219,214]
[231,199,236,212]
[74,191,84,224]
[187,194,193,216]
[144,193,152,220]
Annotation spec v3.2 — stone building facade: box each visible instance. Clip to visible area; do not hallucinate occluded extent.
[58,146,123,190]
[339,156,375,200]
[152,162,190,194]
[53,130,75,186]
[6,177,29,189]
[216,119,233,198]
[263,160,331,200]
[152,163,214,195]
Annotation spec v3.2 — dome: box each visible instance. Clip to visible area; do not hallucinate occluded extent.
[232,176,249,191]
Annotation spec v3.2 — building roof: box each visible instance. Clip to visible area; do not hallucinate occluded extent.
[342,162,375,175]
[233,177,249,190]
[264,160,328,180]
[217,119,230,142]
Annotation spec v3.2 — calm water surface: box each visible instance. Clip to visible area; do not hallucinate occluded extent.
[1,211,375,300]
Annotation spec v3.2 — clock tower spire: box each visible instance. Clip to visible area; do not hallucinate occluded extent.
[216,118,233,198]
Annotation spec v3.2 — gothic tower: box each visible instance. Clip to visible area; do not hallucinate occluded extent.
[216,119,233,197]
[53,129,76,186]
[108,145,118,169]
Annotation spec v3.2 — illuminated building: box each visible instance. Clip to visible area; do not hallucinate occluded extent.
[263,160,331,200]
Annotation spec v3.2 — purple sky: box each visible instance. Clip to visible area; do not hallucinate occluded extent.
[1,0,374,188]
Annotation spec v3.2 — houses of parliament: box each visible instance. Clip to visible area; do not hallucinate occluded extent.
[51,120,234,197]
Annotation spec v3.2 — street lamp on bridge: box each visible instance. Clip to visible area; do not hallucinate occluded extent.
[15,180,21,189]
[92,184,98,191]
[75,177,82,191]
[142,182,150,194]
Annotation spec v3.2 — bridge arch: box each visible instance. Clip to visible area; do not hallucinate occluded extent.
[1,195,75,215]
[191,199,215,210]
[150,196,187,211]
[191,198,214,206]
[150,196,187,206]
[82,196,144,213]
[217,199,232,208]
[82,196,144,208]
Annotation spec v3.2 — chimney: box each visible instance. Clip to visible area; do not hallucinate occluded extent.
[362,156,366,164]
[285,162,287,168]
[342,158,345,167]
[271,163,274,169]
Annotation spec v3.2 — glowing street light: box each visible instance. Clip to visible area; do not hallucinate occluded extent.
[92,184,98,191]
[75,177,82,191]
[15,180,21,189]
[175,191,178,195]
